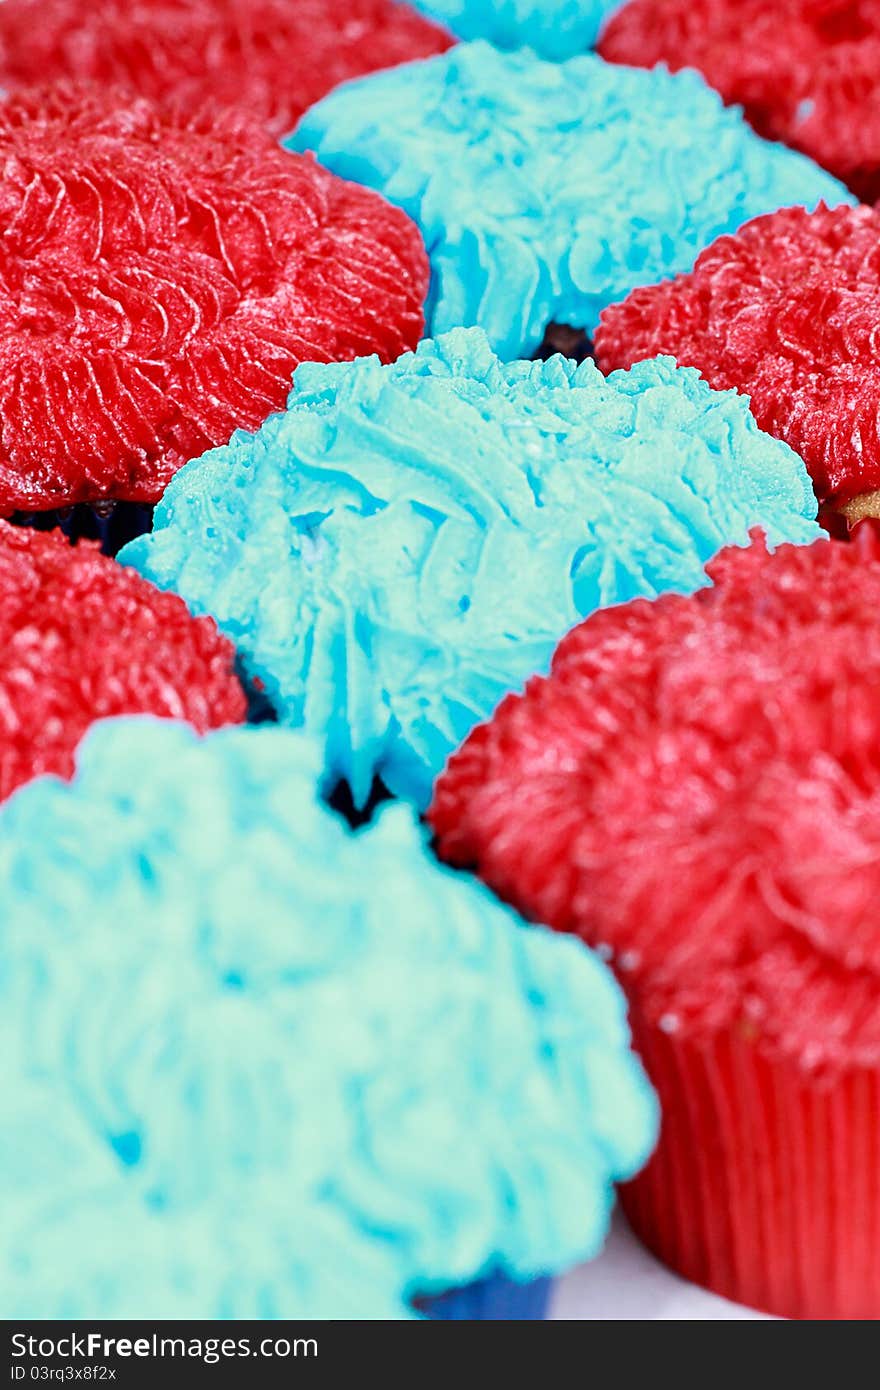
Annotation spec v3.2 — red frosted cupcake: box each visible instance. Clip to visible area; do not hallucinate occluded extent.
[599,0,880,201]
[430,528,880,1320]
[595,203,880,527]
[0,83,429,520]
[0,521,245,801]
[0,0,453,138]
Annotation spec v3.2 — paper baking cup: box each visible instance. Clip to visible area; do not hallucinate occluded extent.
[620,1018,880,1319]
[421,1272,552,1320]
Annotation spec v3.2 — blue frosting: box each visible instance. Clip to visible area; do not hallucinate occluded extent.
[121,329,820,809]
[287,43,854,359]
[407,0,623,59]
[0,717,656,1319]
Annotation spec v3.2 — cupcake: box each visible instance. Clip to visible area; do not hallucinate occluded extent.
[411,0,622,59]
[430,529,880,1320]
[599,0,880,201]
[0,83,428,539]
[595,203,880,526]
[0,0,453,138]
[120,328,819,811]
[287,42,851,361]
[1,716,656,1318]
[0,521,245,801]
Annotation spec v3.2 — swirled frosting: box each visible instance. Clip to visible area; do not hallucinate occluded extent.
[595,203,880,509]
[121,329,820,809]
[0,0,453,139]
[287,42,853,359]
[431,530,880,1074]
[0,83,428,513]
[410,0,621,59]
[599,0,880,202]
[0,717,656,1319]
[0,521,245,801]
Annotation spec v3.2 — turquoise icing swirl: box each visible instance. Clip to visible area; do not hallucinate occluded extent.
[121,329,820,810]
[1,716,656,1319]
[287,42,854,359]
[408,0,623,59]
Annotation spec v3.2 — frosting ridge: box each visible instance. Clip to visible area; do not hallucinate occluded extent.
[410,0,622,59]
[288,43,853,359]
[431,531,880,1072]
[1,717,656,1318]
[122,328,820,809]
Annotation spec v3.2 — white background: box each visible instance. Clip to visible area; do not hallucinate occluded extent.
[551,1213,771,1320]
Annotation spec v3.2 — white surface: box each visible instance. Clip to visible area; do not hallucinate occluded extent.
[551,1212,772,1320]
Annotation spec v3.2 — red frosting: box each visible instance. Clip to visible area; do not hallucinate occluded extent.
[599,0,880,201]
[430,531,880,1072]
[0,521,246,801]
[0,0,453,139]
[0,84,429,514]
[595,203,880,509]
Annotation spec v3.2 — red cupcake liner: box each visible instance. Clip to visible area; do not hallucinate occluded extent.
[620,1018,880,1320]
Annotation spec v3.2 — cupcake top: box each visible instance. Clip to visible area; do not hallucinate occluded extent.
[0,0,453,139]
[600,0,880,201]
[411,0,621,59]
[2,716,656,1318]
[0,83,428,514]
[288,42,852,359]
[121,328,820,810]
[595,203,880,513]
[431,531,880,1075]
[0,521,244,801]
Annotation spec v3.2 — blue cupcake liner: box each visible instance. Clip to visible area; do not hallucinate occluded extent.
[422,1273,552,1320]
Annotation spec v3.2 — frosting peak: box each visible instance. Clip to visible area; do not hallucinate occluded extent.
[1,717,656,1318]
[431,530,880,1073]
[122,328,820,809]
[411,0,622,59]
[288,42,853,359]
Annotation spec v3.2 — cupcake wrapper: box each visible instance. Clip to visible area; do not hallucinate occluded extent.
[620,1019,880,1320]
[421,1273,552,1320]
[9,502,154,557]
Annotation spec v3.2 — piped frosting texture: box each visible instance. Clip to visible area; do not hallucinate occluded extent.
[595,203,880,508]
[0,717,656,1318]
[121,329,820,809]
[431,531,880,1073]
[0,521,245,801]
[0,0,454,139]
[0,83,429,513]
[288,42,853,359]
[411,0,621,59]
[599,0,880,202]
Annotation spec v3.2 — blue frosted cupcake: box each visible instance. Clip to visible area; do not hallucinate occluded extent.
[410,0,623,60]
[122,328,820,810]
[1,716,656,1319]
[287,42,852,360]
